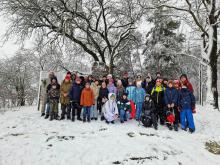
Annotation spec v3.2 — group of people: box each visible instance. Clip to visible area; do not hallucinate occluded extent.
[39,71,196,133]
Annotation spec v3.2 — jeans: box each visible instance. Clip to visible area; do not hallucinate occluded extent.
[120,109,130,122]
[45,103,50,115]
[136,102,143,120]
[83,106,91,120]
[61,104,71,118]
[180,108,195,131]
[90,100,98,118]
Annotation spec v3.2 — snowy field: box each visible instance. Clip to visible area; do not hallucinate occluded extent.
[0,105,220,165]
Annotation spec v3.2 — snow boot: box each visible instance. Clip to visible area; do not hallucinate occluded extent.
[174,125,178,131]
[101,116,105,121]
[49,115,54,121]
[106,120,110,124]
[60,115,65,120]
[41,113,45,117]
[111,121,115,124]
[77,117,83,121]
[94,118,98,121]
[189,128,195,134]
[45,114,49,119]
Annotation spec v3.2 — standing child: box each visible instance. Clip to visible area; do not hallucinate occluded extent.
[141,94,158,130]
[103,93,119,124]
[179,84,196,133]
[98,82,109,120]
[107,78,117,95]
[60,75,72,120]
[117,93,131,123]
[164,80,179,131]
[47,77,60,120]
[80,83,94,122]
[126,79,136,119]
[90,80,100,120]
[133,82,146,121]
[151,79,166,125]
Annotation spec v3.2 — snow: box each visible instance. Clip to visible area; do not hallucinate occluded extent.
[0,105,220,165]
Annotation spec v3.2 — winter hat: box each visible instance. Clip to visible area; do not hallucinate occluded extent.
[156,79,162,83]
[145,94,151,101]
[51,76,57,83]
[67,71,71,75]
[122,92,128,97]
[107,74,113,79]
[180,74,188,80]
[65,75,71,81]
[173,79,180,84]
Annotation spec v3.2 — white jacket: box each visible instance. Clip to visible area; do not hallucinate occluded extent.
[103,93,118,122]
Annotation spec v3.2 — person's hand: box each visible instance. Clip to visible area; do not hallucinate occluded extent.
[192,106,196,113]
[167,104,171,108]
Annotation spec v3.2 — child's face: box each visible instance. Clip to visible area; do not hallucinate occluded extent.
[156,81,161,86]
[168,83,173,88]
[102,83,106,88]
[129,82,133,85]
[163,80,168,85]
[86,84,90,88]
[122,95,127,99]
[95,81,99,85]
[110,95,115,101]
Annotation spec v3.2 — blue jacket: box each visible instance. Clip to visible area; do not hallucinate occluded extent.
[126,85,136,101]
[69,83,83,102]
[179,88,195,109]
[164,87,178,106]
[132,87,146,104]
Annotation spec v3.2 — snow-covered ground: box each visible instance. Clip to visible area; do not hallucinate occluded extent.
[0,105,220,165]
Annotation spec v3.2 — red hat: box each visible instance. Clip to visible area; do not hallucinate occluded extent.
[65,75,71,81]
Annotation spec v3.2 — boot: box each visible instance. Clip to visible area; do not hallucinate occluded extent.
[189,128,195,133]
[49,115,53,121]
[54,114,58,120]
[174,125,178,131]
[45,113,49,119]
[41,113,45,117]
[60,115,65,120]
[154,125,158,130]
[83,118,86,123]
[111,121,115,124]
[101,116,105,121]
[77,117,83,121]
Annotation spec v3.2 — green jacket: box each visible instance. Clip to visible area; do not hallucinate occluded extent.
[117,99,131,112]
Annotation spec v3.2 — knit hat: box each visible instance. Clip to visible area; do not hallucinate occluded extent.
[65,75,71,81]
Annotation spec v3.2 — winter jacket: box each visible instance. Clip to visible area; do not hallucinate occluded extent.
[151,86,165,108]
[179,88,195,110]
[98,87,109,102]
[69,83,83,103]
[117,99,131,112]
[60,80,72,105]
[117,85,125,100]
[142,99,155,112]
[103,93,119,122]
[164,87,178,106]
[126,85,136,101]
[133,87,146,104]
[121,78,129,88]
[107,84,117,95]
[47,83,60,102]
[91,83,100,101]
[80,88,94,107]
[142,80,154,95]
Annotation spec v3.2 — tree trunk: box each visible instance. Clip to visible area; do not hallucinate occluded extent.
[109,57,114,75]
[209,25,219,109]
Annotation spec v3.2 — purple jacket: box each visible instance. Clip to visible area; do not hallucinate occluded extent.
[107,84,117,95]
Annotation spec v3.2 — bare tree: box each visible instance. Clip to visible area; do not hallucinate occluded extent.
[0,0,147,74]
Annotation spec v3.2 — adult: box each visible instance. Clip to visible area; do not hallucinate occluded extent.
[60,75,72,120]
[142,75,154,95]
[121,72,129,88]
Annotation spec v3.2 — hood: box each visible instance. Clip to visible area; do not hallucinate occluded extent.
[108,93,116,100]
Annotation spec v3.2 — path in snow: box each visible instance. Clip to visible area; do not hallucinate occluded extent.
[0,105,220,165]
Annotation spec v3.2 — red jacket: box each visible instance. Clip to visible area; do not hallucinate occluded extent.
[182,80,194,93]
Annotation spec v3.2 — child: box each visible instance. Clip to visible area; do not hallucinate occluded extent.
[90,80,100,120]
[107,78,117,95]
[103,93,119,124]
[133,82,146,121]
[47,77,60,121]
[60,75,72,120]
[151,79,166,125]
[117,93,131,123]
[164,80,179,131]
[141,94,158,130]
[126,79,136,119]
[116,80,125,101]
[179,84,196,133]
[98,82,109,120]
[80,83,94,122]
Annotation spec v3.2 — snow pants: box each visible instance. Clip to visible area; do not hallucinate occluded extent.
[180,108,195,131]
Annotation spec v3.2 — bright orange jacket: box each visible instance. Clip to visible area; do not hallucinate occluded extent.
[80,88,94,106]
